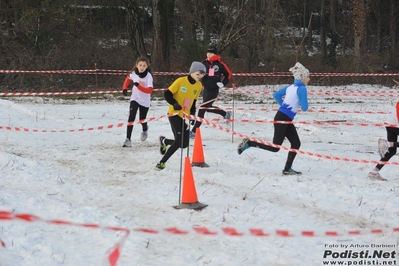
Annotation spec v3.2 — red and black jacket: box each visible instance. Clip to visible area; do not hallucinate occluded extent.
[201,55,232,90]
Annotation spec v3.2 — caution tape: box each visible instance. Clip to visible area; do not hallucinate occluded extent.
[0,115,394,134]
[0,88,167,97]
[0,90,123,97]
[0,88,392,115]
[226,87,399,97]
[227,87,399,94]
[0,115,168,133]
[186,114,399,166]
[0,111,397,165]
[0,211,129,266]
[1,210,397,265]
[2,86,399,97]
[211,119,392,128]
[2,69,399,77]
[1,210,398,242]
[201,107,390,115]
[133,227,399,237]
[0,69,99,74]
[191,116,395,129]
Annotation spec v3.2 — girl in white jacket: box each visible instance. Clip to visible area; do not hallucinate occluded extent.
[368,101,399,181]
[121,56,154,147]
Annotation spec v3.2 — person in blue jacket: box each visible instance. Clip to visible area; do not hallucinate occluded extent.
[237,62,310,175]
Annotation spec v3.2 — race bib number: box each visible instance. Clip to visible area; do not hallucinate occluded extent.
[208,67,214,76]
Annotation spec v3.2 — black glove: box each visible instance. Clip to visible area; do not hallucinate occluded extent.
[190,100,196,116]
[122,90,128,96]
[133,82,139,87]
[173,103,182,110]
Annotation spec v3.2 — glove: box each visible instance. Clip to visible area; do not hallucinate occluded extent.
[173,103,182,110]
[133,82,139,87]
[122,90,128,96]
[190,119,196,125]
[217,82,224,88]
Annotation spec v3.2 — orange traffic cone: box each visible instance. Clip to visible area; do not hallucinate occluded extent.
[191,128,210,167]
[174,157,208,210]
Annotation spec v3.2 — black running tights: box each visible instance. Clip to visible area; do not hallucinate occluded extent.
[376,126,399,170]
[247,111,301,170]
[126,100,149,139]
[160,115,190,163]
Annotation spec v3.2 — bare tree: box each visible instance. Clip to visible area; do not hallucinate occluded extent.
[327,0,339,67]
[319,0,328,63]
[389,0,397,60]
[353,0,367,71]
[151,0,174,71]
[123,0,152,58]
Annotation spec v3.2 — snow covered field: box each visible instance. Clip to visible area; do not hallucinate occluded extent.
[1,84,398,266]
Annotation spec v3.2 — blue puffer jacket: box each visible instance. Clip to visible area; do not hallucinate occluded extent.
[273,80,309,120]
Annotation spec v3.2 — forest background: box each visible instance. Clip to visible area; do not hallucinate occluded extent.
[1,0,399,91]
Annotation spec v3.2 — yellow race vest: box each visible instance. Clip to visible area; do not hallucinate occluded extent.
[167,76,202,118]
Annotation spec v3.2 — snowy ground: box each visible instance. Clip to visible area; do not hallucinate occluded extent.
[1,84,398,266]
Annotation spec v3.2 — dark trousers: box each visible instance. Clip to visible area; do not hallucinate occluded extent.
[192,89,227,133]
[376,126,399,170]
[126,100,149,139]
[160,115,190,163]
[247,111,301,170]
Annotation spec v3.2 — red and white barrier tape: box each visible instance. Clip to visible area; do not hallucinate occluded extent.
[186,114,399,166]
[205,118,393,128]
[201,106,390,115]
[0,88,167,97]
[0,211,129,266]
[0,69,99,74]
[0,115,168,133]
[226,87,399,94]
[225,87,399,98]
[0,112,396,165]
[0,115,394,134]
[0,90,123,97]
[1,210,397,265]
[133,226,399,237]
[1,69,399,77]
[1,210,398,241]
[3,87,399,97]
[0,88,392,115]
[226,88,399,97]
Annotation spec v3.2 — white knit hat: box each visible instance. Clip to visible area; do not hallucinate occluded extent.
[189,61,206,74]
[289,62,310,80]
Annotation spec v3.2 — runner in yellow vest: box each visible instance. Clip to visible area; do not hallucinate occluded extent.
[156,62,206,170]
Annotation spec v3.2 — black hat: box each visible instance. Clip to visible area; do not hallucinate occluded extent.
[207,46,218,54]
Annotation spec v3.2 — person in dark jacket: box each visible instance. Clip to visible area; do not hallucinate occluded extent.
[190,45,233,138]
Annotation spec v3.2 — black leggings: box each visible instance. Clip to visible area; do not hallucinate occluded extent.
[126,100,149,139]
[247,111,301,170]
[160,115,190,163]
[192,89,227,132]
[376,126,399,170]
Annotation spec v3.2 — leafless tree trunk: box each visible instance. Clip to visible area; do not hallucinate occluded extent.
[353,0,367,72]
[123,0,151,58]
[375,1,382,53]
[389,0,396,56]
[151,0,173,71]
[320,0,329,64]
